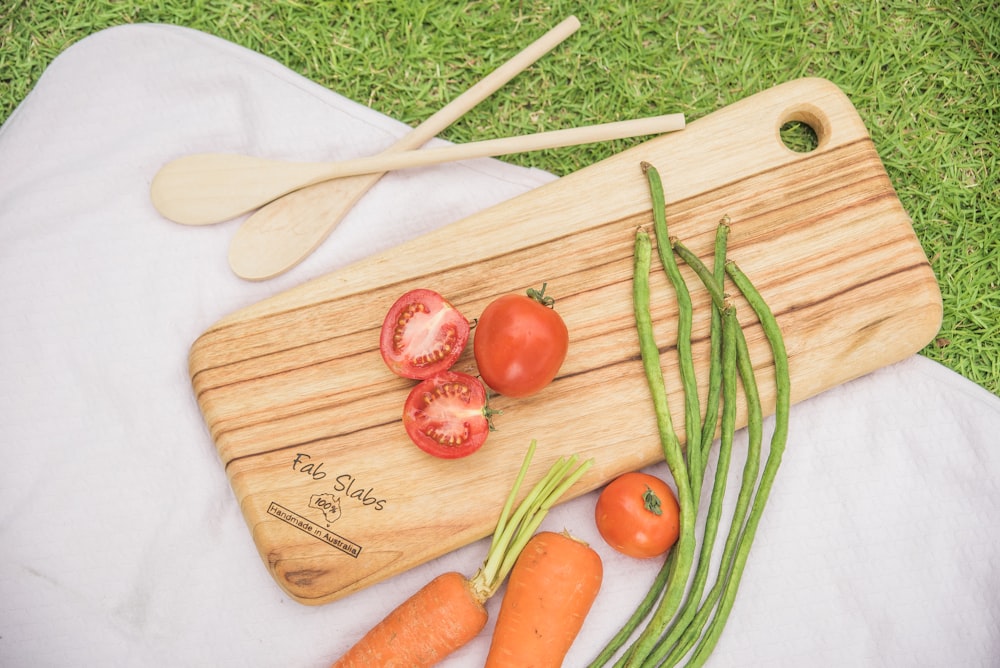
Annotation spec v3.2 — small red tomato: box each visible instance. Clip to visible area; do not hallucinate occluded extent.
[379,289,469,380]
[402,371,493,459]
[595,472,680,559]
[473,284,569,398]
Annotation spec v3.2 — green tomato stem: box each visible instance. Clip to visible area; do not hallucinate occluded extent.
[526,282,556,307]
[642,486,664,516]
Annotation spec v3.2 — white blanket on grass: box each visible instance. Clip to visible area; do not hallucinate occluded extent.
[2,24,998,667]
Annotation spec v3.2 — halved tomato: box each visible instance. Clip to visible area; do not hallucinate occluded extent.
[402,371,493,459]
[379,289,470,380]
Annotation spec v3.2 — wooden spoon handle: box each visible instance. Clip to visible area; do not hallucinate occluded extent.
[314,115,687,180]
[384,15,581,154]
[152,114,685,225]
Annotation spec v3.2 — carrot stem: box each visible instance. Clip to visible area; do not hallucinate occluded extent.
[489,439,537,549]
[493,455,590,583]
[472,443,593,601]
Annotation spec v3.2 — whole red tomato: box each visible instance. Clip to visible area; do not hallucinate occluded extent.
[402,371,493,459]
[379,288,469,380]
[595,472,680,559]
[473,284,569,398]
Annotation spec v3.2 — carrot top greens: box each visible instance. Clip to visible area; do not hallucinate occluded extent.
[470,440,593,602]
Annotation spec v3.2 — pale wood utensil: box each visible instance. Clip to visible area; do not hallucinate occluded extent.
[153,15,578,230]
[225,15,579,281]
[151,114,685,228]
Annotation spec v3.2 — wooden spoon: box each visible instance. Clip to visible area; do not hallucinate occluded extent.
[223,15,580,281]
[153,17,580,229]
[149,16,576,271]
[152,115,685,228]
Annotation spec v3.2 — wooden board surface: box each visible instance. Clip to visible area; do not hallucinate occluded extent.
[189,78,942,605]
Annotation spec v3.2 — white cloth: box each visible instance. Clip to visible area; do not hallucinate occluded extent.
[2,24,998,668]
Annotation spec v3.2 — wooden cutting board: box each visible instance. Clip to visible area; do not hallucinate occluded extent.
[189,77,942,605]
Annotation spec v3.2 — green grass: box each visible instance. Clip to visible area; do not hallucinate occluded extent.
[2,0,997,395]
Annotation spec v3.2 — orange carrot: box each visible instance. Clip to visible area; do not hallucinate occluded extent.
[485,531,603,667]
[332,571,487,668]
[331,441,593,668]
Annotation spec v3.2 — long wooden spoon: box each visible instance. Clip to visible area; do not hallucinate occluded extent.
[222,17,580,281]
[152,113,685,227]
[150,16,576,274]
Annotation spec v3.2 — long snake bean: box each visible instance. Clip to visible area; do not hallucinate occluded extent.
[617,227,698,668]
[591,168,789,668]
[641,162,704,504]
[683,261,790,667]
[643,223,733,664]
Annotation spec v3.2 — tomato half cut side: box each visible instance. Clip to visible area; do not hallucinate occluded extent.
[402,371,492,459]
[379,288,470,380]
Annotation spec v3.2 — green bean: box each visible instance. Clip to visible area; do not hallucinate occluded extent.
[597,190,788,667]
[647,303,739,665]
[698,220,730,451]
[641,221,731,663]
[641,162,704,503]
[684,261,790,667]
[671,240,726,310]
[652,231,759,667]
[608,227,697,668]
[658,304,764,667]
[608,552,675,668]
[630,228,690,499]
[652,238,766,665]
[586,552,673,668]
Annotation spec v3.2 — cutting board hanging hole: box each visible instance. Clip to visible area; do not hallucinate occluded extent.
[780,120,820,153]
[778,101,829,154]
